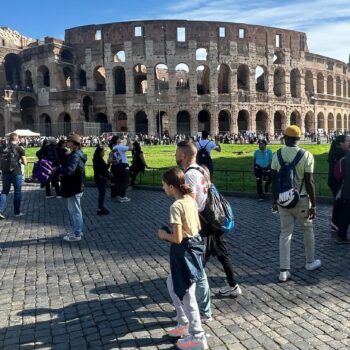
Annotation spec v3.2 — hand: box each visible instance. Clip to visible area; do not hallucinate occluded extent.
[158,229,166,240]
[308,207,316,220]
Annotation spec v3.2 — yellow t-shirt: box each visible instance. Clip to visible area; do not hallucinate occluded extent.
[170,195,201,238]
[271,146,314,196]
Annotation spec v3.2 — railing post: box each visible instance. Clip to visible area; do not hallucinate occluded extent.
[242,171,245,192]
[225,170,228,192]
[152,168,155,185]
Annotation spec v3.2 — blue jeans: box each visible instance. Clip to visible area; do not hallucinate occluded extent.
[0,173,23,215]
[195,270,212,318]
[67,193,83,236]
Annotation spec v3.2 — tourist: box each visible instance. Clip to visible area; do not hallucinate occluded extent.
[129,141,147,187]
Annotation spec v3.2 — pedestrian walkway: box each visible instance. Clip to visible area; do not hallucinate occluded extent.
[0,185,349,349]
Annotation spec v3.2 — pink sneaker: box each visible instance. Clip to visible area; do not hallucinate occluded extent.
[167,324,189,338]
[176,334,208,349]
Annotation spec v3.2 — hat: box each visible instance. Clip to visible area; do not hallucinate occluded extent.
[67,133,81,144]
[46,137,56,145]
[284,125,301,138]
[258,139,267,145]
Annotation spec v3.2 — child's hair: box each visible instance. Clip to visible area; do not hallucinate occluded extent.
[162,168,193,195]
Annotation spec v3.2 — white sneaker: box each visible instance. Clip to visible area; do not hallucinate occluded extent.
[279,270,291,282]
[201,315,213,324]
[219,284,242,297]
[120,197,131,202]
[46,195,54,199]
[56,196,62,199]
[176,334,208,350]
[167,324,189,338]
[305,259,322,271]
[63,234,81,242]
[0,213,5,220]
[14,213,24,217]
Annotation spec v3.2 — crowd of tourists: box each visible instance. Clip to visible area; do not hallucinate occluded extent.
[0,126,349,349]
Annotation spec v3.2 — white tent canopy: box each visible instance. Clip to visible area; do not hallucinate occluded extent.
[5,129,41,137]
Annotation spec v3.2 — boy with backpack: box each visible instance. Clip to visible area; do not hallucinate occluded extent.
[196,130,221,179]
[271,125,321,282]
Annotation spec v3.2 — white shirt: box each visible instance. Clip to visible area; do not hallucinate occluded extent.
[112,144,129,164]
[184,164,208,212]
[196,139,217,154]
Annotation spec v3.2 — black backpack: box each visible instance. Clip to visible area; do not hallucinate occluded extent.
[196,141,212,167]
[0,144,20,173]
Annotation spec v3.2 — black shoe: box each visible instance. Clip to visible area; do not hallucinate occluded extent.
[97,208,109,216]
[334,236,350,244]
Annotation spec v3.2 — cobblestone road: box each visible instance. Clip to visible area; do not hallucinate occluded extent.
[0,185,349,349]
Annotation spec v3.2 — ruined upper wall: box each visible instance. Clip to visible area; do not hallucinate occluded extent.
[0,27,34,48]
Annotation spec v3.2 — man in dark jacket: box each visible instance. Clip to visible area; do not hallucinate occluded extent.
[56,134,87,242]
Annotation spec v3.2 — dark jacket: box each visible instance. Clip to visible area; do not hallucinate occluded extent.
[341,152,350,201]
[328,147,347,195]
[170,235,205,301]
[36,144,60,166]
[57,150,87,198]
[93,156,110,182]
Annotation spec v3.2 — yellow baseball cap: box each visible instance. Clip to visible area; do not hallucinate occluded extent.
[284,125,301,138]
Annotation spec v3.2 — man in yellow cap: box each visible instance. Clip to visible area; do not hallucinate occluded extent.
[271,125,321,282]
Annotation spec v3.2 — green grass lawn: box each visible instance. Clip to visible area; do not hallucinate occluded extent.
[24,143,332,196]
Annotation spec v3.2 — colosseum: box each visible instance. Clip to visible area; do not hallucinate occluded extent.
[0,20,349,137]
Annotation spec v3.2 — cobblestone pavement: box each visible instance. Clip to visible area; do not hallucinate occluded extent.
[0,184,349,350]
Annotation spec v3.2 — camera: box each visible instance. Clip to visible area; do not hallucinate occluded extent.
[161,225,171,234]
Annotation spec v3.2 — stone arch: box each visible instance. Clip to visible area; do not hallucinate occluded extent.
[0,113,5,136]
[317,73,324,93]
[60,49,74,63]
[24,70,33,91]
[175,63,189,89]
[305,70,314,95]
[94,66,106,91]
[274,111,286,134]
[115,111,127,132]
[304,111,315,132]
[79,69,87,88]
[177,110,191,135]
[218,110,230,133]
[196,65,210,95]
[336,113,342,131]
[255,65,268,92]
[63,66,74,88]
[20,96,36,129]
[196,48,208,61]
[327,75,334,95]
[4,53,22,88]
[273,51,285,64]
[256,110,268,132]
[237,64,249,90]
[134,64,147,94]
[156,111,169,135]
[217,64,230,94]
[135,111,148,133]
[114,66,126,94]
[237,110,249,132]
[39,113,52,136]
[344,114,348,131]
[328,113,334,131]
[155,63,169,91]
[198,110,210,131]
[274,67,285,96]
[290,110,301,128]
[38,65,50,88]
[95,113,108,123]
[82,96,93,122]
[336,77,341,96]
[114,51,126,63]
[343,79,347,97]
[290,68,301,98]
[317,112,325,130]
[58,112,72,135]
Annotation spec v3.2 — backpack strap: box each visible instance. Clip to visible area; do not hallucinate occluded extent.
[199,140,211,151]
[276,149,284,167]
[185,166,210,183]
[289,149,305,169]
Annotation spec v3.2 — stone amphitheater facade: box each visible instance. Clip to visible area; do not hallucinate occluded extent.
[0,20,349,137]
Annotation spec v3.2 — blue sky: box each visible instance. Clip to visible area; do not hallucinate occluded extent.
[1,0,349,62]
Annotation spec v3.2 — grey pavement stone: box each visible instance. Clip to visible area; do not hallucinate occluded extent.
[0,186,349,349]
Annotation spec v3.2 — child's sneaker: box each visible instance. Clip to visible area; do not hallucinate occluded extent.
[219,283,242,297]
[176,334,208,350]
[167,324,189,338]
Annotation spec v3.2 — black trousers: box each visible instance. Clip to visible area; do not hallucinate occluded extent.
[45,174,61,196]
[330,185,342,229]
[112,163,129,198]
[95,178,107,210]
[338,200,350,240]
[254,165,271,195]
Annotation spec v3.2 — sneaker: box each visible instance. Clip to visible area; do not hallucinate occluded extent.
[305,259,322,271]
[176,334,208,350]
[201,315,213,324]
[62,234,81,242]
[14,213,24,217]
[56,196,62,199]
[279,270,291,282]
[167,324,189,338]
[97,208,110,216]
[120,197,131,202]
[219,283,242,297]
[0,213,5,220]
[334,236,350,245]
[331,222,338,232]
[46,195,54,199]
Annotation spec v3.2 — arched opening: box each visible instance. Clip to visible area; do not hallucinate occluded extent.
[60,50,73,63]
[114,67,126,94]
[305,70,314,95]
[156,111,169,135]
[115,111,127,132]
[304,111,314,132]
[176,110,191,135]
[327,75,334,95]
[237,64,249,90]
[256,110,267,132]
[24,70,33,91]
[273,52,284,64]
[4,53,22,88]
[290,111,301,128]
[343,79,347,97]
[348,80,350,98]
[63,67,73,89]
[114,51,126,63]
[217,64,230,94]
[328,113,334,131]
[95,113,108,123]
[175,63,189,89]
[274,111,286,134]
[336,113,342,131]
[344,115,348,131]
[317,112,325,130]
[290,68,301,97]
[336,77,341,97]
[198,110,210,131]
[38,65,50,88]
[196,48,208,61]
[255,66,267,92]
[20,96,36,129]
[317,73,324,93]
[94,66,106,91]
[237,110,249,132]
[135,111,148,133]
[274,68,285,96]
[40,114,52,136]
[196,65,210,95]
[79,70,87,88]
[0,114,5,136]
[218,110,230,133]
[134,64,147,94]
[155,64,169,91]
[83,96,93,122]
[63,113,71,135]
